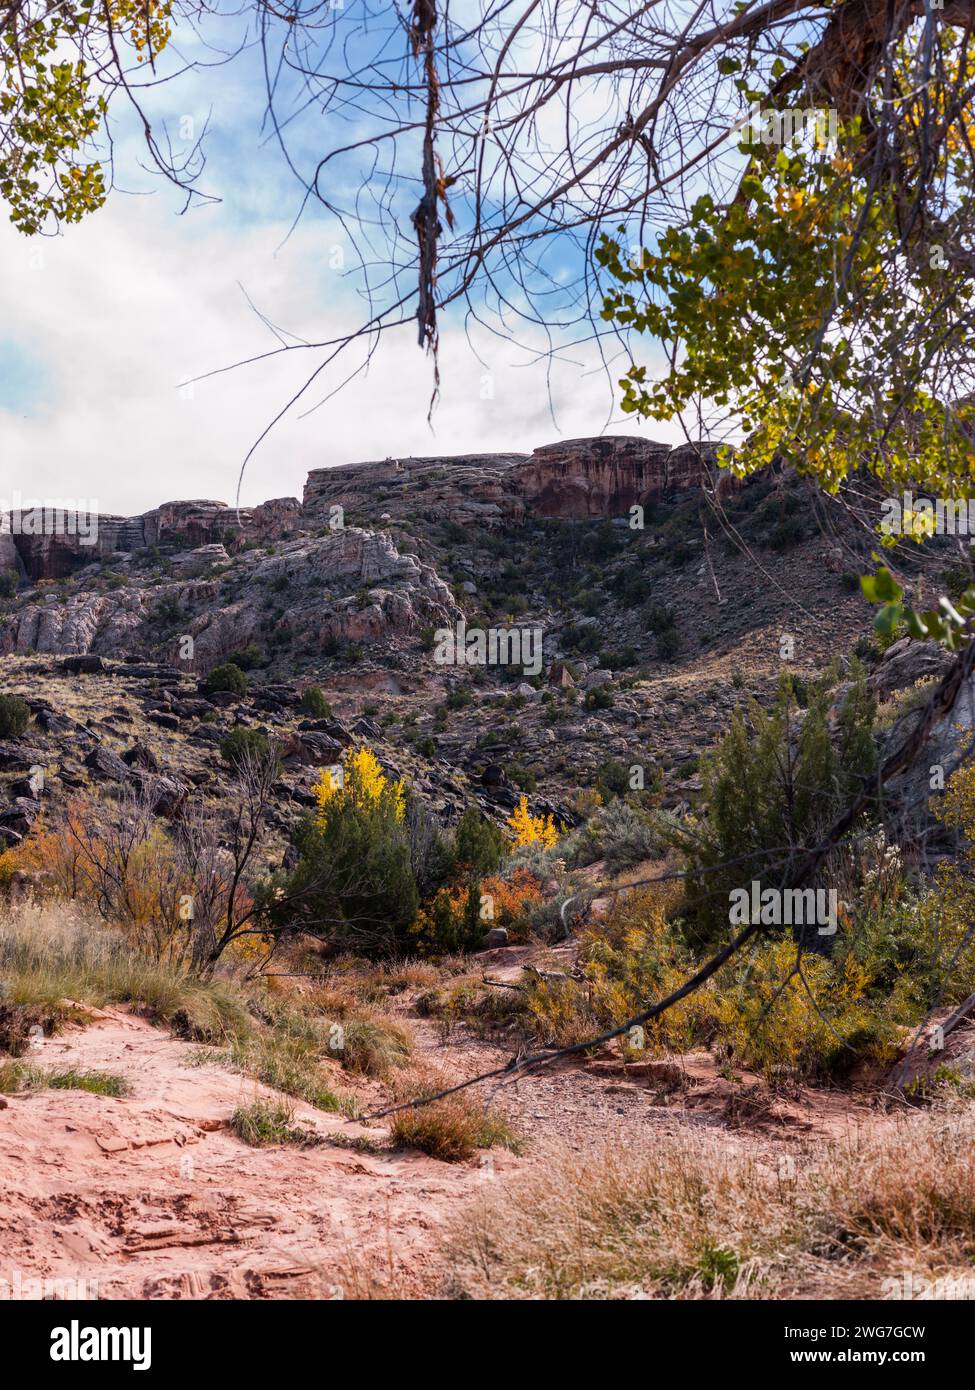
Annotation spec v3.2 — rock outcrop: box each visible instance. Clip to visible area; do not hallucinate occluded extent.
[515,437,713,519]
[302,436,722,527]
[0,498,301,582]
[1,526,460,662]
[0,434,727,664]
[1,436,721,586]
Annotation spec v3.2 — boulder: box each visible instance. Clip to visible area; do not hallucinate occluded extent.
[547,662,575,687]
[277,731,345,767]
[131,772,189,818]
[868,637,952,700]
[0,743,48,771]
[480,927,509,950]
[84,746,132,782]
[0,799,40,835]
[122,741,161,772]
[168,544,229,578]
[148,712,180,731]
[62,654,106,674]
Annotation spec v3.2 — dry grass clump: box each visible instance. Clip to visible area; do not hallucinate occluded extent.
[188,999,361,1114]
[0,900,254,1042]
[415,974,530,1043]
[442,1104,975,1299]
[0,1060,130,1096]
[229,1098,323,1148]
[339,1012,414,1078]
[328,956,443,1001]
[390,1078,522,1162]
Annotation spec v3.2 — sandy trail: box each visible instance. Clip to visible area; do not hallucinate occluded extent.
[0,1011,503,1299]
[2,980,937,1300]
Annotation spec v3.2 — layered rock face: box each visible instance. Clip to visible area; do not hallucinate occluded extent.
[302,436,721,526]
[301,453,530,530]
[515,437,716,518]
[0,429,729,679]
[2,436,718,586]
[1,498,303,581]
[0,527,459,662]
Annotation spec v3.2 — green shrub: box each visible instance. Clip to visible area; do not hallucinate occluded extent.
[593,758,632,801]
[219,727,278,771]
[584,686,614,711]
[454,807,505,876]
[768,515,805,550]
[680,665,877,949]
[444,686,473,710]
[507,761,537,792]
[226,644,262,670]
[274,797,419,956]
[300,685,332,719]
[646,605,676,635]
[655,627,681,661]
[567,799,666,872]
[154,592,184,625]
[0,570,17,598]
[203,662,248,696]
[0,694,31,738]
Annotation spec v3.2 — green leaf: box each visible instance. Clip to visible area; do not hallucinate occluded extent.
[861,568,902,604]
[874,602,904,636]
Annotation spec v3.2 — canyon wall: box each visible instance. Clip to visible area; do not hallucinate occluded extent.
[302,435,722,526]
[2,436,721,580]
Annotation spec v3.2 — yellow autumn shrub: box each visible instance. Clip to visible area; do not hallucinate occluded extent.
[314,745,405,823]
[506,795,558,849]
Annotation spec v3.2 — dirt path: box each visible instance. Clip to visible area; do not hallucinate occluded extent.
[0,994,926,1300]
[0,1010,497,1299]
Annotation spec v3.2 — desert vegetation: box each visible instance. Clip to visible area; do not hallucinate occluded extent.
[6,0,975,1336]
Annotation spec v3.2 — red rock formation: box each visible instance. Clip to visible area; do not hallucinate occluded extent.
[2,436,725,582]
[302,436,723,527]
[1,497,303,580]
[517,437,672,518]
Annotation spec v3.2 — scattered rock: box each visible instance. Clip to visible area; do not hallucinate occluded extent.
[84,747,132,782]
[480,927,509,949]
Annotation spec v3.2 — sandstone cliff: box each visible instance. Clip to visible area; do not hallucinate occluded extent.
[302,436,722,527]
[1,435,720,585]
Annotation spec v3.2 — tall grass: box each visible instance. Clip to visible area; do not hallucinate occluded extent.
[443,1104,975,1299]
[0,901,254,1041]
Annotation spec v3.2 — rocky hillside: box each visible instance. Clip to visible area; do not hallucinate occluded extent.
[1,433,963,851]
[0,437,868,849]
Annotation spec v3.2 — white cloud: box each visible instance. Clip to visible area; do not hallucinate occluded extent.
[0,43,683,518]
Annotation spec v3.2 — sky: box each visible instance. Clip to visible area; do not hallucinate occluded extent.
[0,7,683,517]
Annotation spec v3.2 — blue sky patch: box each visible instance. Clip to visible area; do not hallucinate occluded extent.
[0,338,47,415]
